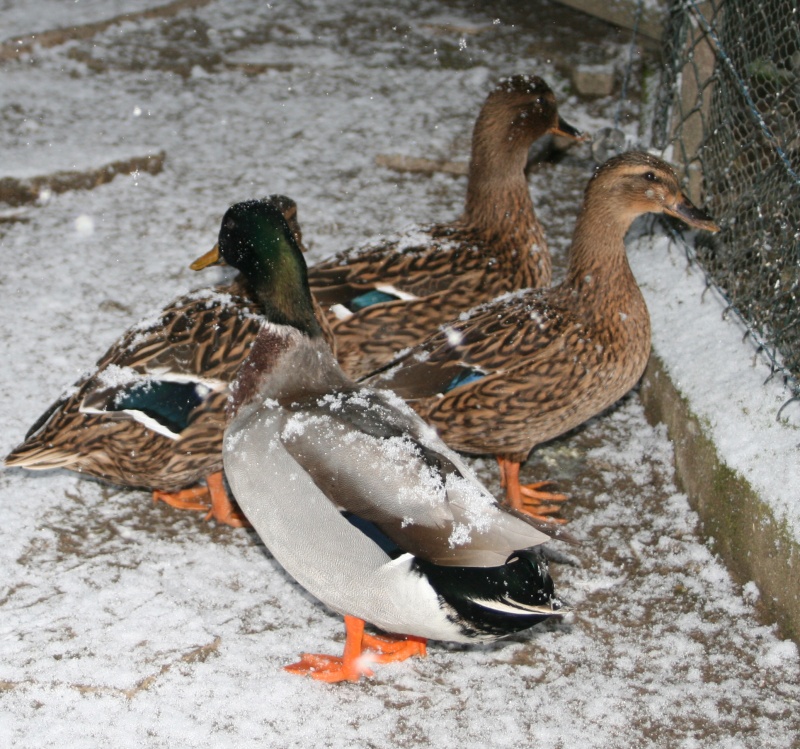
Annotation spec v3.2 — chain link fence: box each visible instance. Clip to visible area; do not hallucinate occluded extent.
[652,0,800,399]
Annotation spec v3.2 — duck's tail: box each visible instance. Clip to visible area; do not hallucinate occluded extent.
[415,548,565,640]
[5,435,82,471]
[5,388,84,470]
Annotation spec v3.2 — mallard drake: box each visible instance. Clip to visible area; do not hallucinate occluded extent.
[213,199,564,683]
[5,195,332,528]
[309,74,585,379]
[365,152,720,521]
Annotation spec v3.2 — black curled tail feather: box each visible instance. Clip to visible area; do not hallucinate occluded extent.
[414,548,563,640]
[504,548,561,611]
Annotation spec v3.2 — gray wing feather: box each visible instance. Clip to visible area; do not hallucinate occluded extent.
[278,388,550,566]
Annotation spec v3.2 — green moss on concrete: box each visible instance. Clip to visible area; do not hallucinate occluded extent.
[640,355,800,643]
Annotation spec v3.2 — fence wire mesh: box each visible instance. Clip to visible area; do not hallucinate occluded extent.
[653,0,800,396]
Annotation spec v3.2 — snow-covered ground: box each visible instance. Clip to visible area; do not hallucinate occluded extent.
[1,1,798,747]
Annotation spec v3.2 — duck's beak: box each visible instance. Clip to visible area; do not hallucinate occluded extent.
[190,244,226,271]
[550,116,589,142]
[665,193,720,233]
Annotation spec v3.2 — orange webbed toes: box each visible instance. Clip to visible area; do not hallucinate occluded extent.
[362,632,427,662]
[284,618,426,683]
[284,653,373,683]
[153,473,250,528]
[519,506,569,524]
[519,483,569,524]
[152,486,211,512]
[498,457,568,517]
[203,504,250,528]
[519,480,569,504]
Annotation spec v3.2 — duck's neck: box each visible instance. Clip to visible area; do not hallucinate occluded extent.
[460,126,546,288]
[564,198,645,325]
[461,122,536,233]
[250,276,323,340]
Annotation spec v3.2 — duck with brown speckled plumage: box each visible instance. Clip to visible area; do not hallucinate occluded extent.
[309,74,584,379]
[365,152,720,522]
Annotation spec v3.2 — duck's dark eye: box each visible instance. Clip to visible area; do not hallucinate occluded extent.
[643,171,657,182]
[535,96,545,107]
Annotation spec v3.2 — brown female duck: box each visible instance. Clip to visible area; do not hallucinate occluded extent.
[365,152,719,521]
[309,74,584,379]
[5,196,333,528]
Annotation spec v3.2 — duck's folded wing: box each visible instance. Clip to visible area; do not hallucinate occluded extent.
[278,389,453,524]
[99,289,262,379]
[278,389,550,566]
[308,238,413,305]
[367,293,577,399]
[309,230,468,306]
[79,366,227,440]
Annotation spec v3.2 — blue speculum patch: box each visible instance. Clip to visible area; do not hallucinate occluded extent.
[113,380,205,434]
[444,369,485,393]
[347,289,399,311]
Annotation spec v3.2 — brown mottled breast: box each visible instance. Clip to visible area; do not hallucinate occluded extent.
[227,327,293,418]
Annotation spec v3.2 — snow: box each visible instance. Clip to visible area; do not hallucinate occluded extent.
[1,0,798,747]
[96,363,142,388]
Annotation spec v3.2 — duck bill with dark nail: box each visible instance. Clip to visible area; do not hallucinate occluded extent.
[190,244,225,271]
[549,116,588,142]
[665,193,720,233]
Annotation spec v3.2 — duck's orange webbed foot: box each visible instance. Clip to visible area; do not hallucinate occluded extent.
[153,485,210,512]
[285,652,372,683]
[285,616,426,683]
[153,472,249,528]
[497,457,569,524]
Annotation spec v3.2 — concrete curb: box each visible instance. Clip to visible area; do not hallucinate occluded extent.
[640,354,800,642]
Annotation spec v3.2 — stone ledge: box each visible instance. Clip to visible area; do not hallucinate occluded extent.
[0,0,212,62]
[0,151,165,206]
[640,354,800,642]
[553,0,669,42]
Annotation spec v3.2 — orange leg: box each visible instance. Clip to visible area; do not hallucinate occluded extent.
[153,472,249,528]
[285,615,427,683]
[203,472,250,527]
[497,457,568,524]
